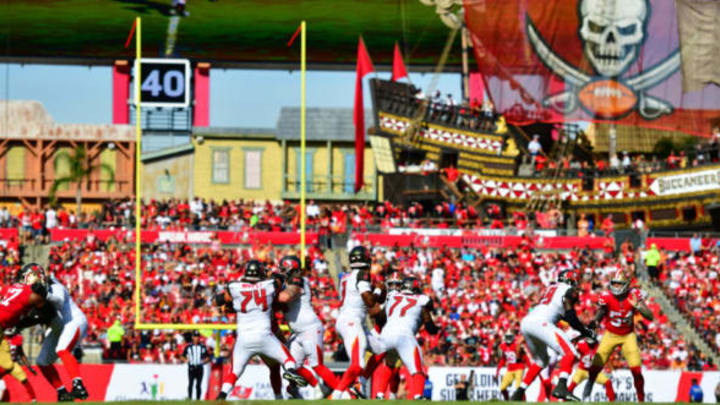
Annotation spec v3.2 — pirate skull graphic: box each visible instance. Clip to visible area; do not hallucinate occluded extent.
[579,0,648,77]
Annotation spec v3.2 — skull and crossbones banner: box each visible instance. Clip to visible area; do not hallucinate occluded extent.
[464,0,720,136]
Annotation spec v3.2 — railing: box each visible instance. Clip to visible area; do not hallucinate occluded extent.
[282,175,376,199]
[372,79,500,133]
[0,178,130,197]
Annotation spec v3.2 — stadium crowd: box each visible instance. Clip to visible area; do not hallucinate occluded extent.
[655,243,720,365]
[1,220,717,372]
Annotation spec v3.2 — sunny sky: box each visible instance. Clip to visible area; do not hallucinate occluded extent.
[0,63,463,128]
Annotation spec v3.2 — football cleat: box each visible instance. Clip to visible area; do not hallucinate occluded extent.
[71,379,88,400]
[57,388,73,402]
[282,368,308,387]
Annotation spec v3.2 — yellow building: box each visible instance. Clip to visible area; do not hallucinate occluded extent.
[141,107,377,202]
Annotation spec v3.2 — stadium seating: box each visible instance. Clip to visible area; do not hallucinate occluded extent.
[2,204,716,371]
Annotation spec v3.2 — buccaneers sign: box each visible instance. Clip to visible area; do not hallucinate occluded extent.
[464,0,720,135]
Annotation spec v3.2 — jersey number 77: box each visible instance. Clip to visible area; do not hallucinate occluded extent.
[388,296,417,317]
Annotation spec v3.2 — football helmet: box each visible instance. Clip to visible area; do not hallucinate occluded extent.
[557,269,577,287]
[386,272,403,291]
[348,246,371,269]
[19,262,47,286]
[279,255,302,274]
[503,331,515,344]
[401,276,422,294]
[610,269,630,296]
[585,335,598,347]
[242,260,266,282]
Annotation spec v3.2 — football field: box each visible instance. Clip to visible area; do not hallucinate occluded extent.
[39,401,692,405]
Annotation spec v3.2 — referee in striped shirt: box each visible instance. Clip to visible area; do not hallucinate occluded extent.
[183,331,209,400]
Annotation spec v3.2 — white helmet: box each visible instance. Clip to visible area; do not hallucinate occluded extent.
[610,269,630,296]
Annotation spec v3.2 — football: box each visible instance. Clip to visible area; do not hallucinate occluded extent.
[578,80,638,118]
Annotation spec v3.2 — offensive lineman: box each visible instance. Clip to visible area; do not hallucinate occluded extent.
[277,255,338,397]
[373,275,438,400]
[511,270,595,401]
[216,260,307,399]
[582,269,653,402]
[496,331,525,401]
[30,269,90,401]
[332,246,384,398]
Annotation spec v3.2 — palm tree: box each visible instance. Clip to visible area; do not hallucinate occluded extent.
[49,145,115,213]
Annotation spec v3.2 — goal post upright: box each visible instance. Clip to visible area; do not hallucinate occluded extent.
[134,16,142,330]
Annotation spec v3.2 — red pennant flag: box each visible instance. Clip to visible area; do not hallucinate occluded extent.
[391,42,408,82]
[354,36,375,193]
[124,19,137,49]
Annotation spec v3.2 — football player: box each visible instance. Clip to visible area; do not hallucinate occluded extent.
[582,269,653,402]
[215,260,307,399]
[372,275,437,400]
[0,263,49,402]
[568,336,615,401]
[496,331,525,401]
[511,270,595,401]
[332,246,385,399]
[29,267,90,401]
[277,255,338,398]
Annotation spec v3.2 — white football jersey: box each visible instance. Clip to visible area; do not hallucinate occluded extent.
[338,269,372,319]
[228,279,275,332]
[527,282,572,324]
[382,291,430,335]
[286,276,322,332]
[46,277,86,327]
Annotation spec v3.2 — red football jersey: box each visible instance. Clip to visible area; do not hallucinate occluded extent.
[0,284,35,329]
[576,340,596,370]
[598,288,643,335]
[499,341,525,371]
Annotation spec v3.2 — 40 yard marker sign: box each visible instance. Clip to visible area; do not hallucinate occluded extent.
[133,58,191,108]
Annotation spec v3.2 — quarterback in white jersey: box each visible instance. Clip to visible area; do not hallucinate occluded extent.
[375,274,438,400]
[216,260,306,399]
[16,263,89,401]
[276,255,338,396]
[333,246,384,397]
[512,270,595,402]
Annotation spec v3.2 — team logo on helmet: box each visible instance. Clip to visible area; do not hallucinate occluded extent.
[557,269,578,287]
[19,262,47,286]
[279,256,301,273]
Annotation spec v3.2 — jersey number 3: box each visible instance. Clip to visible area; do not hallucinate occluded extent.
[388,296,417,317]
[240,289,268,313]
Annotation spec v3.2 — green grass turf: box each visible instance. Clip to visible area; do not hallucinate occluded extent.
[0,0,459,66]
[31,400,686,405]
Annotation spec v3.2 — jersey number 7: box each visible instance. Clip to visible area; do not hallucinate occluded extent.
[240,289,268,313]
[388,296,417,317]
[0,287,23,307]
